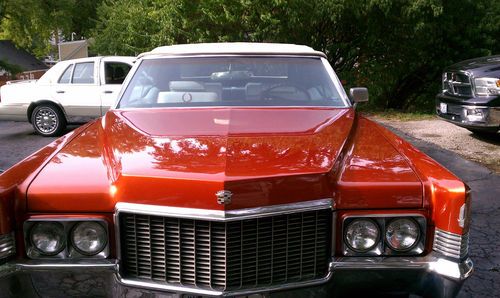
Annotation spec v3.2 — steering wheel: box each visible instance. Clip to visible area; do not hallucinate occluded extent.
[261,84,311,101]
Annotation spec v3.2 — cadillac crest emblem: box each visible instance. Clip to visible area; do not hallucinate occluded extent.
[216,190,232,205]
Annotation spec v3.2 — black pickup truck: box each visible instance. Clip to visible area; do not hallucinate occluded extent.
[436,55,500,133]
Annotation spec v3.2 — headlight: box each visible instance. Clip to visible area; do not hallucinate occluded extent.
[30,222,65,255]
[474,77,500,96]
[385,218,420,251]
[344,219,380,252]
[71,222,107,255]
[464,107,488,122]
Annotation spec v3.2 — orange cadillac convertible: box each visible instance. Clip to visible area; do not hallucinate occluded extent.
[0,43,472,297]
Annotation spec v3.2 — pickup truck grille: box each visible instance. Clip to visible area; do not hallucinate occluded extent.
[118,209,331,291]
[443,72,473,97]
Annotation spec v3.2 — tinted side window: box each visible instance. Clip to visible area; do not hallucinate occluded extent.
[104,62,132,84]
[72,62,95,84]
[58,64,74,84]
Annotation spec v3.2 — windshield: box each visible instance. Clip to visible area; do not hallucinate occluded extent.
[117,56,348,108]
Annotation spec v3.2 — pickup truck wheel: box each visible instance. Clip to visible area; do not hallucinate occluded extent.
[31,105,67,137]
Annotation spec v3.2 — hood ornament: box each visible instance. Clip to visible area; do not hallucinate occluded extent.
[216,190,232,205]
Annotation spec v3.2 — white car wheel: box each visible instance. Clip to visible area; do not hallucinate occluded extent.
[31,105,66,137]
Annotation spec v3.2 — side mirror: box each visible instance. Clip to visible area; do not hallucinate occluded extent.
[349,87,369,103]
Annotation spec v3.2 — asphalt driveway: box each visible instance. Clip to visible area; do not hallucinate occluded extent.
[373,117,500,174]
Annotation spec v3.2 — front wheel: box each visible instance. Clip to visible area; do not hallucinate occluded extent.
[31,104,67,137]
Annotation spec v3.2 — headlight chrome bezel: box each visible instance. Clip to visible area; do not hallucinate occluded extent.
[70,221,108,256]
[385,218,421,252]
[24,218,110,259]
[344,218,381,253]
[342,214,426,256]
[30,221,66,256]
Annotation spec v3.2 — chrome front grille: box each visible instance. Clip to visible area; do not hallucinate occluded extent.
[433,228,469,259]
[443,72,473,97]
[118,209,331,291]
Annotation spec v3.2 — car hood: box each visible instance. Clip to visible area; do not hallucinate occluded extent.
[446,55,500,77]
[27,108,423,212]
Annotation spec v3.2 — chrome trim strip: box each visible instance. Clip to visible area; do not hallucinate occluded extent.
[0,232,15,259]
[140,53,327,59]
[114,54,350,109]
[116,106,351,111]
[331,211,337,257]
[115,198,332,222]
[332,253,473,281]
[0,259,117,279]
[341,214,427,256]
[117,264,333,297]
[23,218,110,259]
[342,213,426,219]
[433,229,469,259]
[321,57,351,106]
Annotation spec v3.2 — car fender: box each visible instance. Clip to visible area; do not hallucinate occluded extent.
[0,121,94,247]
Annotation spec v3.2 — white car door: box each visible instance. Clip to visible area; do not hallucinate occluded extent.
[53,61,101,119]
[99,60,133,115]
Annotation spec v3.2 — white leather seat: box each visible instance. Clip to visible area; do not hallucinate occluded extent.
[169,81,205,91]
[204,83,222,99]
[246,83,263,100]
[307,87,323,101]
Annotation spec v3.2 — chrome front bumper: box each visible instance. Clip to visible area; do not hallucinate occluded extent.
[0,253,473,297]
[435,100,500,131]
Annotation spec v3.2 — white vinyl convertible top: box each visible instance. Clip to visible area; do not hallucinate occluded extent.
[139,42,326,58]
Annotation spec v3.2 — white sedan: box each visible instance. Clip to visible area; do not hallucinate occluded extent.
[0,56,134,136]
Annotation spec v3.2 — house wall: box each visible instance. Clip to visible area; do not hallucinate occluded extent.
[0,69,46,88]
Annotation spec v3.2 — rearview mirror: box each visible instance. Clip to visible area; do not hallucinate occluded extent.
[349,87,369,103]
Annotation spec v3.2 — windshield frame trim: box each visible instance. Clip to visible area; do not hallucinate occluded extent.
[114,54,351,109]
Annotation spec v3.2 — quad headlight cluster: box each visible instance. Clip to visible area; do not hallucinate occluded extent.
[25,220,109,259]
[343,216,425,256]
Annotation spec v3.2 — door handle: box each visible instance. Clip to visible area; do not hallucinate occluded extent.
[56,90,65,94]
[103,90,113,94]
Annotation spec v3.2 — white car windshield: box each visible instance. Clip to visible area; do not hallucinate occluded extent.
[117,56,348,108]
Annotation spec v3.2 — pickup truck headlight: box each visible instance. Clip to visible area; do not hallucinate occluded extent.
[344,219,380,252]
[385,218,420,251]
[30,222,66,255]
[71,222,107,255]
[474,77,500,96]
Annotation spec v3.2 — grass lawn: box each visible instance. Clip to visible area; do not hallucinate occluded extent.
[360,109,436,121]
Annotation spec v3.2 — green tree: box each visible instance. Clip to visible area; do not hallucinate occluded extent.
[92,0,173,55]
[0,0,102,58]
[91,0,499,111]
[0,59,22,76]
